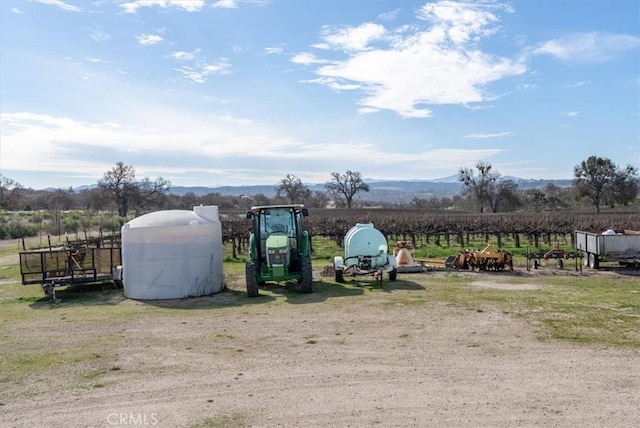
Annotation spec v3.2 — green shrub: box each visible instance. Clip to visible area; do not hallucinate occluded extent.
[62,218,80,234]
[28,213,44,224]
[6,221,37,239]
[99,215,125,234]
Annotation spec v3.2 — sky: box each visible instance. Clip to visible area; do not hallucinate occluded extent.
[1,0,639,190]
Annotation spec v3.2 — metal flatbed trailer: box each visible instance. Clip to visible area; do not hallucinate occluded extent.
[19,236,122,298]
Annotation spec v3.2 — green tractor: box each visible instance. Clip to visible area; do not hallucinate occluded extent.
[245,204,313,297]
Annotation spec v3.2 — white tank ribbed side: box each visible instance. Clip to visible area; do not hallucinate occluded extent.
[122,206,223,300]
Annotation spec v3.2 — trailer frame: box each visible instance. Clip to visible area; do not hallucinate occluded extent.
[19,235,122,298]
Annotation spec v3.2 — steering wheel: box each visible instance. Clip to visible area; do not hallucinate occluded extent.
[271,224,287,233]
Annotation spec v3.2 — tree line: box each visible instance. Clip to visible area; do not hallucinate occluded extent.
[0,156,638,219]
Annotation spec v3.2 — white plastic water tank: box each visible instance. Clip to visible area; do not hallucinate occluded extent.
[121,206,223,299]
[344,223,388,257]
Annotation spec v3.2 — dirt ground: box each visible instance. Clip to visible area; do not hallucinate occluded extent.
[1,243,639,427]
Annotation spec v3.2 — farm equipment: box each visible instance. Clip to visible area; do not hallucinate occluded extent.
[574,229,640,269]
[245,204,312,297]
[393,241,428,273]
[19,235,122,298]
[526,242,579,269]
[334,223,397,282]
[453,243,513,271]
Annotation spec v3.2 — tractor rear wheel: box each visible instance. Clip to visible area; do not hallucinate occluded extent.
[300,256,313,293]
[245,261,259,297]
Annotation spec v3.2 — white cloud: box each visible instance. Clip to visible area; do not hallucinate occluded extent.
[0,111,505,186]
[11,7,24,14]
[174,59,231,83]
[265,46,284,55]
[516,83,536,92]
[89,28,110,42]
[532,32,640,63]
[170,49,201,61]
[416,0,507,44]
[295,0,526,118]
[136,34,163,45]
[563,81,589,89]
[32,0,81,12]
[120,0,205,14]
[85,57,112,64]
[212,0,238,8]
[378,8,400,22]
[290,52,327,65]
[300,77,360,92]
[463,132,514,139]
[211,0,268,9]
[561,112,579,117]
[319,22,387,52]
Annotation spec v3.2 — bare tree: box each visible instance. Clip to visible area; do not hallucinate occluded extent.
[275,174,310,203]
[50,187,78,211]
[80,187,111,214]
[489,179,521,212]
[306,190,330,209]
[521,188,547,212]
[130,176,172,214]
[325,170,370,209]
[98,162,170,217]
[0,174,24,210]
[458,161,499,213]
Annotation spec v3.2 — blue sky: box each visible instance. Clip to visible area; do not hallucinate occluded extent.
[1,0,639,190]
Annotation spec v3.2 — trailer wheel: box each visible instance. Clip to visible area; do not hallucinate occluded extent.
[245,261,259,297]
[300,256,313,293]
[389,268,397,281]
[588,253,599,269]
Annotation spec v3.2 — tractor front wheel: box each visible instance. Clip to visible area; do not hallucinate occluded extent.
[246,261,259,297]
[300,256,313,293]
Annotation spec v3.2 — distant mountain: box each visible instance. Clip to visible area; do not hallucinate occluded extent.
[427,174,461,183]
[510,178,573,189]
[169,185,279,197]
[169,177,572,203]
[74,184,98,192]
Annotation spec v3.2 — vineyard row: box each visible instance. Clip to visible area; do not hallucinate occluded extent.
[220,209,640,256]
